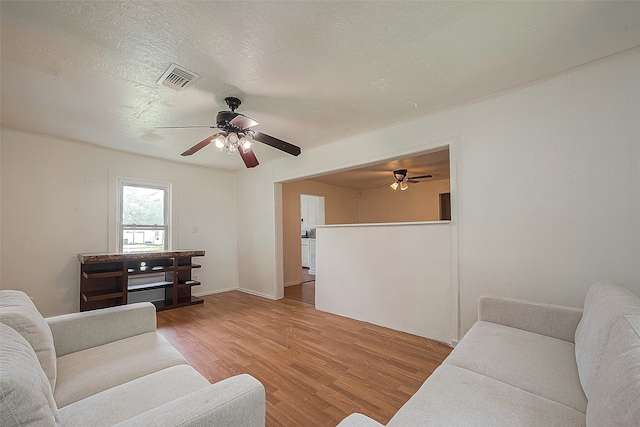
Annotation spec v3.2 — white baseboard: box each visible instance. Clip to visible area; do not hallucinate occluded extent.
[237,288,280,300]
[192,287,237,297]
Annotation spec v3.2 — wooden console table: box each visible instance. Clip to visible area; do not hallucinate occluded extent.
[78,250,205,312]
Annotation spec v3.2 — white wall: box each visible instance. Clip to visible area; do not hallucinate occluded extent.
[235,162,282,299]
[0,128,238,316]
[237,47,640,341]
[454,48,640,335]
[316,223,452,343]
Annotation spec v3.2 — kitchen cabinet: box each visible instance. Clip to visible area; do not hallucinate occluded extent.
[300,194,325,233]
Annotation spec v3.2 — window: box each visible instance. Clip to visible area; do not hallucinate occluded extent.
[118,179,171,253]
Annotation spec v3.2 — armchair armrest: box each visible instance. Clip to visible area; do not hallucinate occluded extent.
[478,296,583,343]
[337,413,385,427]
[113,374,265,427]
[46,303,156,357]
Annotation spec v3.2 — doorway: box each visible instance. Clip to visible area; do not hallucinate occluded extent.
[285,194,324,305]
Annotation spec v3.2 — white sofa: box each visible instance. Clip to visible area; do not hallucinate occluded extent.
[0,290,266,426]
[338,283,640,426]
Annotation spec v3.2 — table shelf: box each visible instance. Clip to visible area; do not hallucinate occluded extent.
[82,289,124,302]
[128,281,173,292]
[78,250,205,312]
[82,270,124,279]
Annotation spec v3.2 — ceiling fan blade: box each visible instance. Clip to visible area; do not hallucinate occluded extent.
[407,179,421,184]
[156,125,218,129]
[230,113,259,129]
[180,134,220,156]
[250,131,301,156]
[239,148,259,168]
[409,174,433,180]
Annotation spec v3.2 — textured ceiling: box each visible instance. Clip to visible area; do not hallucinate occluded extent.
[1,1,640,171]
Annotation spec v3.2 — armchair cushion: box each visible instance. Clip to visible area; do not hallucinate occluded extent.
[59,365,210,426]
[386,364,585,427]
[443,321,586,413]
[111,374,266,427]
[54,331,188,407]
[0,290,57,391]
[574,283,640,399]
[586,315,640,426]
[478,296,583,343]
[46,303,157,357]
[0,323,60,427]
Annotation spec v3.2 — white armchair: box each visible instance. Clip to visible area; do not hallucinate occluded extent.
[0,290,265,427]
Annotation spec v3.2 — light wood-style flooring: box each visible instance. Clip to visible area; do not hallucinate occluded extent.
[284,281,315,305]
[284,267,316,305]
[156,291,452,427]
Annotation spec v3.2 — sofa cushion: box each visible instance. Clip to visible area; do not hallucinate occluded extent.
[574,283,640,399]
[387,364,585,427]
[59,365,210,426]
[0,323,61,427]
[54,331,188,407]
[0,290,57,391]
[444,320,587,413]
[586,315,640,427]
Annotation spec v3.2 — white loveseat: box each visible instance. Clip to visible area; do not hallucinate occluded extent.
[0,290,265,426]
[338,283,640,426]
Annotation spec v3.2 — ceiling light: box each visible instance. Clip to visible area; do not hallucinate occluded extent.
[240,137,253,153]
[212,132,255,155]
[213,135,226,151]
[390,182,399,190]
[400,182,409,191]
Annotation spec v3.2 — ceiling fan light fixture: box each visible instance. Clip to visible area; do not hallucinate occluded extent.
[226,132,239,144]
[213,134,226,151]
[390,182,399,190]
[400,182,409,191]
[240,136,253,153]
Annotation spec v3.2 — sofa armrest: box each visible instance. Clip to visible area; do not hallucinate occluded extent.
[113,374,265,427]
[478,296,583,343]
[337,413,385,427]
[46,303,156,357]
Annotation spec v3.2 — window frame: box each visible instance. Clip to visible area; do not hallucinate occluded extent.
[116,177,172,253]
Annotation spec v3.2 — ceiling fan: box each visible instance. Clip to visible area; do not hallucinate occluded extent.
[158,97,301,168]
[389,169,432,190]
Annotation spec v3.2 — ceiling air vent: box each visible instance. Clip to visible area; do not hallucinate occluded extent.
[158,64,199,91]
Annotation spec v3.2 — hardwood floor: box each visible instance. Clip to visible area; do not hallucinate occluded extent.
[156,291,452,427]
[284,281,315,305]
[301,267,315,283]
[284,267,316,304]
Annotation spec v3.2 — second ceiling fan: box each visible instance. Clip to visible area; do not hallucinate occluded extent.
[389,169,432,190]
[159,97,301,168]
